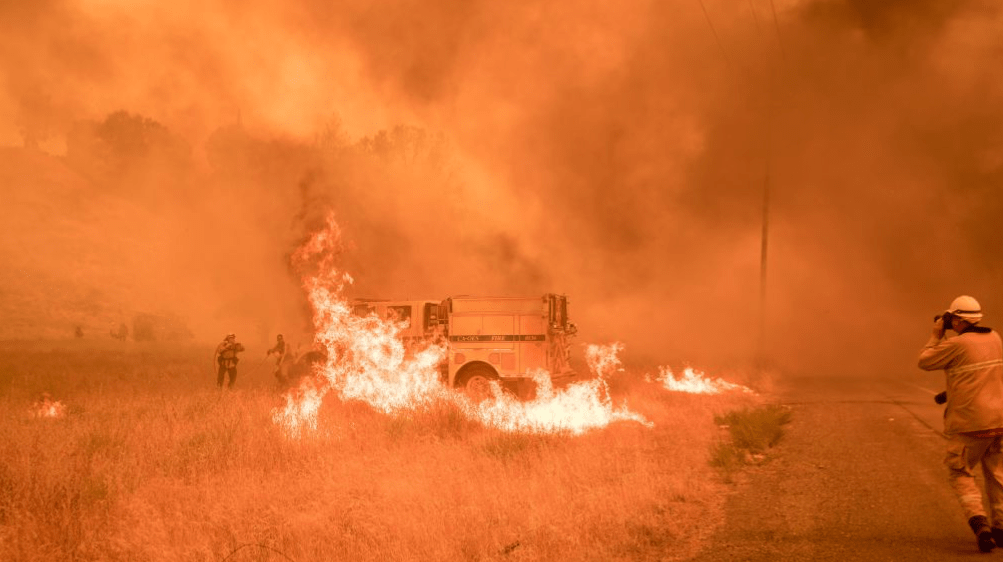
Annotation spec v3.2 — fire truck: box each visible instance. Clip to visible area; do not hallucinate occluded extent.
[351,294,578,398]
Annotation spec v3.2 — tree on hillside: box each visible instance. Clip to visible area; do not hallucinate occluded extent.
[357,125,448,169]
[96,111,187,164]
[66,111,193,195]
[206,123,319,185]
[315,116,350,158]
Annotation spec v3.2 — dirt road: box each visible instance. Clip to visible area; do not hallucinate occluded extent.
[687,373,994,561]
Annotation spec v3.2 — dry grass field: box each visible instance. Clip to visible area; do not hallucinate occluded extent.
[0,340,771,562]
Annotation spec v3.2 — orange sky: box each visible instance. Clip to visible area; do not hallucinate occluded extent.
[2,0,1002,376]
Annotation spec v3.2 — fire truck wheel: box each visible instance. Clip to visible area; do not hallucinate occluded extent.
[457,366,497,402]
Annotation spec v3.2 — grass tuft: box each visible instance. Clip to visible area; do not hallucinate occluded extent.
[710,404,792,480]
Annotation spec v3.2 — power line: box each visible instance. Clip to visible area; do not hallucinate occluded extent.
[748,0,764,35]
[695,0,784,368]
[769,0,787,60]
[696,0,734,71]
[746,0,777,368]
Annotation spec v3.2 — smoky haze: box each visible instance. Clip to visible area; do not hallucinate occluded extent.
[2,0,1001,378]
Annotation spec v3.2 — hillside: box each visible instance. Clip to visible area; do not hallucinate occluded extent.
[0,147,176,340]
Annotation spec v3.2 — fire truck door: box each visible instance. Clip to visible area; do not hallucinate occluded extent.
[519,314,546,374]
[483,314,515,374]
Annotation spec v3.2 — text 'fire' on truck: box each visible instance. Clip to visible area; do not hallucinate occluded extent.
[351,294,578,399]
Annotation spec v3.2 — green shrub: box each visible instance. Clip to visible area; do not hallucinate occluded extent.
[710,404,792,479]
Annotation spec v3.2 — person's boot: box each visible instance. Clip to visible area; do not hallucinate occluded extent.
[992,527,1003,548]
[968,515,995,552]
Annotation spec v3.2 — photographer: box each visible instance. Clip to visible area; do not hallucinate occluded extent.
[918,295,1003,552]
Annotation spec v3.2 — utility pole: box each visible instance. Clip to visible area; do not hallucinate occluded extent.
[756,0,785,371]
[758,168,770,368]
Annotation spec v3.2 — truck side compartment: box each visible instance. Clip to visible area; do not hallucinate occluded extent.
[350,294,577,398]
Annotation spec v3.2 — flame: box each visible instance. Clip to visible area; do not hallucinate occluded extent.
[272,382,324,436]
[32,397,67,418]
[585,341,624,379]
[272,213,649,437]
[473,369,650,434]
[656,366,755,395]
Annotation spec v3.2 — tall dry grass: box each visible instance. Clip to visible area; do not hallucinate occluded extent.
[0,341,764,561]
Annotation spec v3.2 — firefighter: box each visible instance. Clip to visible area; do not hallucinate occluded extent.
[266,334,289,385]
[215,333,245,389]
[918,295,1003,552]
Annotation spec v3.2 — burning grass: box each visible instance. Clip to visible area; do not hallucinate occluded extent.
[276,215,651,438]
[0,215,785,560]
[0,342,766,562]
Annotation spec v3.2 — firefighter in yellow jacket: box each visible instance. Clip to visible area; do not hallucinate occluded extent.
[215,333,245,389]
[918,295,1003,552]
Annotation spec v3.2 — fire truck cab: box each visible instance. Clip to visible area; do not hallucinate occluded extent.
[350,299,443,343]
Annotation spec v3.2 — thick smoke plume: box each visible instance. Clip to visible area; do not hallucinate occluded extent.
[2,0,1001,377]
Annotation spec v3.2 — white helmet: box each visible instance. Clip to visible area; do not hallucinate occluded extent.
[948,295,983,323]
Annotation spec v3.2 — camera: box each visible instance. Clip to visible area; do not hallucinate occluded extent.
[935,311,956,328]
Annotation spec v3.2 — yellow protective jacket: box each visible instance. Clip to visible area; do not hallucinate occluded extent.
[918,327,1003,435]
[216,341,245,369]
